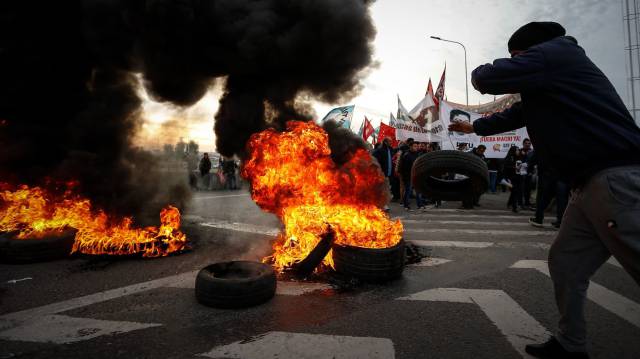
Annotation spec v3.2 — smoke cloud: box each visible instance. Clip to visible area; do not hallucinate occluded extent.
[0,0,376,219]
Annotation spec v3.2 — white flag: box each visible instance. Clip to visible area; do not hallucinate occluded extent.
[397,95,411,122]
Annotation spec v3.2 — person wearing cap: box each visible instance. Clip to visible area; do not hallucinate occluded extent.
[449,22,640,358]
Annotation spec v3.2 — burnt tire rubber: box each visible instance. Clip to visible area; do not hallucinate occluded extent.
[195,261,277,309]
[411,150,489,201]
[0,229,77,264]
[331,240,405,282]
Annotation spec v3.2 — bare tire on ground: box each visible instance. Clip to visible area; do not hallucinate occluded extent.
[331,240,405,282]
[195,261,277,309]
[0,228,77,264]
[411,150,489,201]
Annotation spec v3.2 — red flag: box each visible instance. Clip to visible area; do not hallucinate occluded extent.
[425,78,434,97]
[435,64,446,107]
[362,116,375,142]
[376,122,398,147]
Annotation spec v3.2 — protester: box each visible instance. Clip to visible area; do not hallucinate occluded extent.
[199,153,212,176]
[373,137,397,211]
[529,163,569,229]
[221,157,239,190]
[464,145,488,208]
[503,146,522,212]
[399,141,425,211]
[448,21,640,358]
[486,158,500,194]
[390,141,404,201]
[395,138,413,203]
[521,138,535,208]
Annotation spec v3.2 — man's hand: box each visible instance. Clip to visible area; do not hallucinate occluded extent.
[448,121,475,134]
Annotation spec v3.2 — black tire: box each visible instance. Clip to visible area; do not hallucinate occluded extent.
[331,240,405,282]
[411,150,489,201]
[0,229,77,264]
[195,261,277,309]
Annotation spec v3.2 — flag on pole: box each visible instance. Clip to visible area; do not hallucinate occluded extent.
[376,122,398,147]
[409,92,437,129]
[435,64,446,106]
[362,116,375,142]
[425,78,434,97]
[397,95,411,121]
[320,105,355,129]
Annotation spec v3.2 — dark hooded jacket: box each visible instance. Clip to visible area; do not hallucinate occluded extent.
[471,36,640,187]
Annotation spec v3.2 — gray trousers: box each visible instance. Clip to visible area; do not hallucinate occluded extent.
[548,165,640,352]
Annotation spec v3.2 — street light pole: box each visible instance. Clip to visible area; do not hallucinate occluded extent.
[430,36,468,106]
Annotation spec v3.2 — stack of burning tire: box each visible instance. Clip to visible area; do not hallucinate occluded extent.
[0,228,77,264]
[331,240,405,282]
[411,150,489,206]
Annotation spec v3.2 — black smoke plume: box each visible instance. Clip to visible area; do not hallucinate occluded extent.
[0,0,375,219]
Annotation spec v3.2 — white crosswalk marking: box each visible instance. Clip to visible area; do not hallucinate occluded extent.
[0,268,338,344]
[199,331,396,359]
[410,239,550,250]
[402,219,533,226]
[199,221,279,236]
[0,315,159,344]
[511,260,640,328]
[404,228,555,236]
[408,257,452,267]
[397,288,551,358]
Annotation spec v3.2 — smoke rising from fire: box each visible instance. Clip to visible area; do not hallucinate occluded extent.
[0,0,376,218]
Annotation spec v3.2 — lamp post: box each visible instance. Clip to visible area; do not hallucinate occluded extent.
[430,36,468,106]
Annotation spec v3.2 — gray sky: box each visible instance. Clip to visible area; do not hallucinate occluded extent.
[141,0,631,151]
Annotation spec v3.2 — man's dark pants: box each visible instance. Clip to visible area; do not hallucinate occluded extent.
[549,165,640,352]
[535,174,570,223]
[523,174,533,206]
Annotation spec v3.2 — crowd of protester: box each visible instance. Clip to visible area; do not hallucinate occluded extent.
[196,153,241,191]
[371,136,569,228]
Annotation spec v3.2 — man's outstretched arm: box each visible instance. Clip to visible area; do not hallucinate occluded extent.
[448,102,525,136]
[472,47,547,95]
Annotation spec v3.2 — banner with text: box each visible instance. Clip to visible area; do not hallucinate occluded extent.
[439,101,529,158]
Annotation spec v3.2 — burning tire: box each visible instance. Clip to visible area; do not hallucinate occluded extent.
[195,261,277,309]
[331,240,405,282]
[0,228,77,264]
[411,150,488,201]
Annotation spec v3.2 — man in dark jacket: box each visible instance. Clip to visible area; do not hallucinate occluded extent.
[373,137,396,179]
[449,22,640,358]
[399,141,424,211]
[199,153,212,177]
[373,137,398,203]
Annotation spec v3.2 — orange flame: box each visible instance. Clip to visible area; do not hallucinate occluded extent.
[242,121,403,272]
[0,183,188,257]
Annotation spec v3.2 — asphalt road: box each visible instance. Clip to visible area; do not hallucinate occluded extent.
[1,190,639,359]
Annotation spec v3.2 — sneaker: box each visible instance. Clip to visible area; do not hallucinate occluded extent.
[529,217,544,228]
[512,207,519,213]
[552,221,561,229]
[499,179,513,188]
[404,207,413,212]
[525,337,589,358]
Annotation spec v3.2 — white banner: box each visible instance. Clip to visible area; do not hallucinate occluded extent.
[439,101,529,158]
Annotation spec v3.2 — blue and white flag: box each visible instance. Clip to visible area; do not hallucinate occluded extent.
[320,105,355,129]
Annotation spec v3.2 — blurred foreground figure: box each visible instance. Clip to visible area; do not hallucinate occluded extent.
[449,21,640,358]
